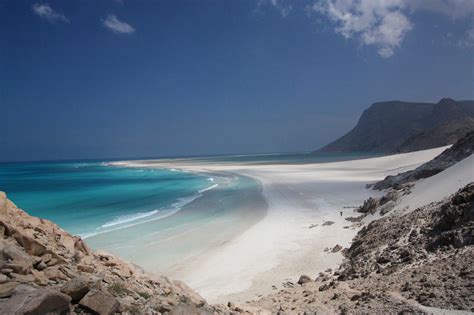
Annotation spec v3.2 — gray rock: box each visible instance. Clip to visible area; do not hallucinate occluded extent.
[13,233,46,256]
[297,275,312,285]
[61,276,90,303]
[79,289,119,315]
[169,302,215,315]
[0,274,8,283]
[0,288,71,314]
[35,260,47,271]
[0,281,18,298]
[373,131,474,190]
[331,244,343,253]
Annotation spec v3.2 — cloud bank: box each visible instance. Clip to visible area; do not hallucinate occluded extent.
[312,0,413,58]
[32,3,69,23]
[302,0,474,58]
[103,14,135,34]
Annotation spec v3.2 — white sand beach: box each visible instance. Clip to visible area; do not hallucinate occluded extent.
[114,146,469,303]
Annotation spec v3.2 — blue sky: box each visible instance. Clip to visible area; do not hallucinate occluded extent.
[1,0,473,162]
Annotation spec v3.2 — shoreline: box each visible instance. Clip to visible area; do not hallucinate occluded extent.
[113,146,449,303]
[85,169,268,278]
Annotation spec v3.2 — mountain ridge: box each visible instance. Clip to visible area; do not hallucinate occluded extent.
[315,98,474,154]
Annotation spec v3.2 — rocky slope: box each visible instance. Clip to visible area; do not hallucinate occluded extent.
[315,98,474,154]
[396,117,474,153]
[0,192,228,314]
[373,130,474,190]
[250,183,474,313]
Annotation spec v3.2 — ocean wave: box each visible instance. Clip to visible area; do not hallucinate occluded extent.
[82,193,203,239]
[73,163,89,168]
[101,209,159,228]
[198,184,218,194]
[207,177,214,182]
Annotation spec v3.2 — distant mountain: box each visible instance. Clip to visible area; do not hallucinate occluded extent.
[315,98,474,154]
[396,117,474,153]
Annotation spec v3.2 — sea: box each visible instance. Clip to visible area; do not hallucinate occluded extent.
[0,152,376,273]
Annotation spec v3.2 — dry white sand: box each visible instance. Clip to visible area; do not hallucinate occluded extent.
[116,146,454,303]
[395,154,474,213]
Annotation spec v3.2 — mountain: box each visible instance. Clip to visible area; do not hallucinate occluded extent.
[396,117,474,153]
[315,98,474,154]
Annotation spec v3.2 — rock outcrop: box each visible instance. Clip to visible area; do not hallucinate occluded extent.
[315,98,474,154]
[373,130,474,190]
[0,192,225,314]
[250,183,474,313]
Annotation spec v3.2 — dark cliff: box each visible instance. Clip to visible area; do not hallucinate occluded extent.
[315,98,474,153]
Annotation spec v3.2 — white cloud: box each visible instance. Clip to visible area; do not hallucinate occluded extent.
[32,3,69,23]
[257,0,293,17]
[458,26,474,47]
[102,14,135,34]
[310,0,474,58]
[407,0,474,19]
[312,0,412,58]
[271,0,293,17]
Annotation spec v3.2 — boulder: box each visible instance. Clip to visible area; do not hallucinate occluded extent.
[0,274,8,283]
[74,237,91,256]
[10,273,35,283]
[297,275,312,285]
[78,264,95,273]
[323,221,335,226]
[44,266,68,281]
[35,260,47,271]
[0,282,18,298]
[79,289,119,315]
[0,288,71,314]
[357,197,379,214]
[61,276,90,303]
[30,269,49,286]
[2,242,31,262]
[4,261,31,275]
[169,302,215,315]
[13,233,46,256]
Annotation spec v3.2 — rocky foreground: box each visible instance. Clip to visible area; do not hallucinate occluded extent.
[0,191,231,314]
[248,132,474,313]
[249,183,474,313]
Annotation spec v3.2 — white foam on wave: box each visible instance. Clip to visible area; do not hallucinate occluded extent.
[82,193,203,239]
[198,184,218,194]
[207,177,214,182]
[73,163,88,168]
[101,210,159,228]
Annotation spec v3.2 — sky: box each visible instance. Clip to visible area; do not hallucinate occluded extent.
[1,0,473,162]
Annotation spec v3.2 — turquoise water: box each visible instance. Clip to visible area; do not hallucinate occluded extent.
[0,159,266,272]
[0,152,375,272]
[0,161,215,237]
